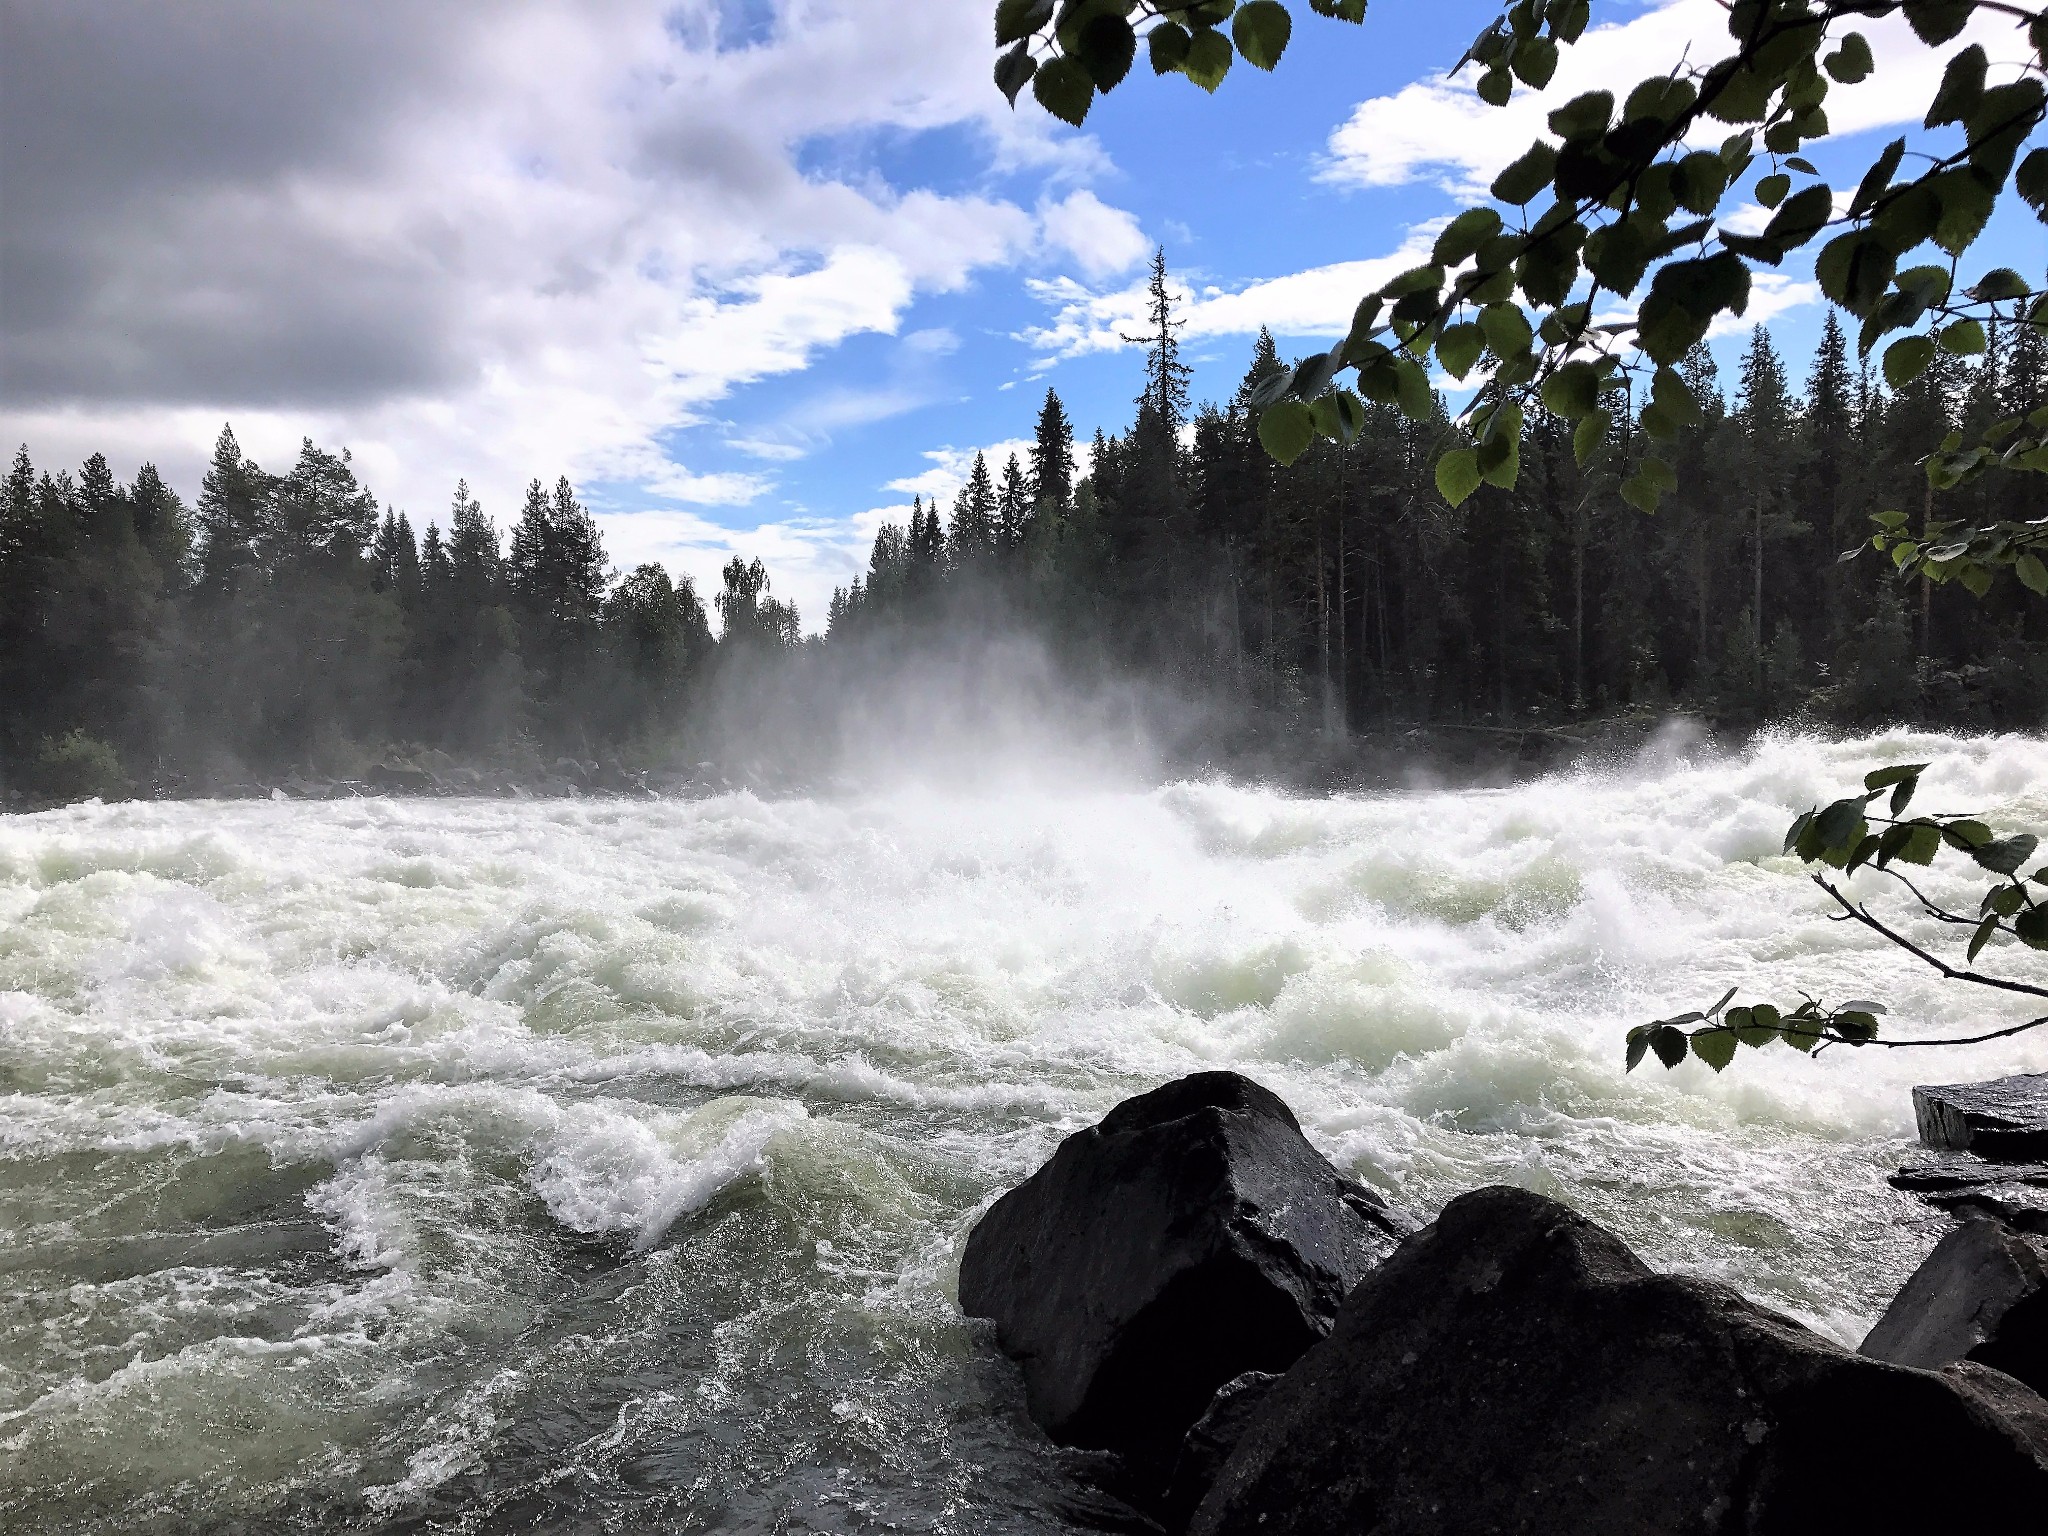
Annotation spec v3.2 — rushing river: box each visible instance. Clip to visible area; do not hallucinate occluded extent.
[4,728,2047,1533]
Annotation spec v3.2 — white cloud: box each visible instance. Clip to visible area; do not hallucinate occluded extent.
[885,437,1039,501]
[1322,0,2031,196]
[1021,226,1442,361]
[1,0,1062,536]
[1037,189,1152,280]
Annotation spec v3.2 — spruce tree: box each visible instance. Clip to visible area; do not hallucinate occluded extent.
[195,425,268,599]
[1123,248,1193,435]
[1028,389,1076,514]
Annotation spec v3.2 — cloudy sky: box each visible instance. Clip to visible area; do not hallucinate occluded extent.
[4,0,2043,628]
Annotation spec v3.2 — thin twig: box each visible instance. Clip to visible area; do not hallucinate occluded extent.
[1815,875,2048,1000]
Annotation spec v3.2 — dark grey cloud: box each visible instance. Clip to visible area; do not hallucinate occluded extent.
[0,0,481,407]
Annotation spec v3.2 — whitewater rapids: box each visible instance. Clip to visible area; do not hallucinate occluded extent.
[5,728,2047,1532]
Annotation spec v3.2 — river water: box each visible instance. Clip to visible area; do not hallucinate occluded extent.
[4,727,2047,1533]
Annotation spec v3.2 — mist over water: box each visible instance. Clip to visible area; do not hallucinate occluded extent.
[5,727,2048,1532]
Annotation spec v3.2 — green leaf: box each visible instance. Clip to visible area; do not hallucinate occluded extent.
[1824,31,1873,85]
[1813,796,1869,854]
[1393,356,1433,419]
[2017,551,2048,595]
[1672,151,1728,215]
[1540,360,1600,418]
[1863,763,1927,791]
[1258,400,1316,466]
[1231,0,1291,71]
[1925,44,1987,129]
[1850,138,1907,219]
[1691,1027,1737,1071]
[1905,1,1972,48]
[1973,834,2040,877]
[1885,335,1938,390]
[1943,818,1995,850]
[1573,408,1611,466]
[1492,141,1559,205]
[1290,351,1339,400]
[1651,1025,1689,1069]
[995,0,1054,47]
[1434,207,1504,267]
[1074,14,1136,90]
[1899,822,1941,865]
[1620,455,1678,514]
[1478,303,1533,358]
[1930,167,1997,256]
[1547,89,1613,141]
[1969,913,2001,961]
[995,43,1038,106]
[1435,446,1482,507]
[1625,1028,1650,1072]
[2017,149,2048,219]
[1513,36,1559,90]
[2017,906,2048,950]
[1972,267,2032,301]
[1755,172,1790,209]
[1032,55,1095,125]
[1476,425,1520,489]
[1247,364,1296,410]
[1940,319,1987,356]
[1148,21,1192,74]
[1763,183,1833,245]
[1437,322,1485,381]
[1182,26,1234,92]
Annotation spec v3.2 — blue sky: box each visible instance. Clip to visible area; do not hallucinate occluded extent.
[5,1,2044,629]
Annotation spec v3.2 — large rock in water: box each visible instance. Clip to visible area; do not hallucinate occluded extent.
[1863,1215,2048,1396]
[957,1072,1407,1481]
[1191,1185,2048,1536]
[1914,1073,2048,1160]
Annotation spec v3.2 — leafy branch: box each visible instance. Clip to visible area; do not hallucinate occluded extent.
[1628,761,2048,1072]
[990,0,2048,520]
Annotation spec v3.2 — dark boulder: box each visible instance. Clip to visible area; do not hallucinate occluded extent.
[1915,1073,2048,1160]
[1160,1372,1279,1529]
[958,1072,1407,1483]
[365,763,436,794]
[1863,1215,2048,1396]
[1191,1185,2048,1536]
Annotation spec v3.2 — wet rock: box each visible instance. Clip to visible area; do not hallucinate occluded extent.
[1891,1152,2048,1235]
[1160,1372,1279,1529]
[1862,1215,2048,1396]
[958,1072,1408,1486]
[1190,1185,2048,1536]
[1915,1074,2048,1160]
[365,763,436,794]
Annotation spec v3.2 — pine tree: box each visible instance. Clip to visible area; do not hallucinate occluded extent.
[997,453,1031,553]
[949,452,997,564]
[447,480,501,605]
[1029,389,1076,514]
[195,424,268,599]
[1124,248,1193,435]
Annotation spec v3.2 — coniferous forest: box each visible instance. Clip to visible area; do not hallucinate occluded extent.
[5,254,2046,803]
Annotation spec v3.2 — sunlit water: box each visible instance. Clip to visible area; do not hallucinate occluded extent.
[5,728,2048,1533]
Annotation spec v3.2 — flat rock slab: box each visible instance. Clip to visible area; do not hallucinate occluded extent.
[1190,1185,2048,1536]
[1862,1216,2048,1396]
[1915,1074,2048,1160]
[958,1071,1408,1484]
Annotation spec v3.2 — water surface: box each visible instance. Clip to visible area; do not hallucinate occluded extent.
[5,729,2046,1532]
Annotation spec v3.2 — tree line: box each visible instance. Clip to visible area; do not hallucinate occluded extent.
[0,427,800,799]
[829,251,2048,741]
[6,252,2045,802]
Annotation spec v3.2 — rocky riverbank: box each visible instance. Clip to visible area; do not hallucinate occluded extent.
[961,1071,2048,1533]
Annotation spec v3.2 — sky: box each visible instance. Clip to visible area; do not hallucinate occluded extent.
[4,0,2045,631]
